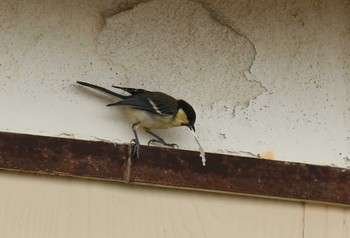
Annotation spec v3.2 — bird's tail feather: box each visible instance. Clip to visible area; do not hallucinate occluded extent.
[76,81,128,99]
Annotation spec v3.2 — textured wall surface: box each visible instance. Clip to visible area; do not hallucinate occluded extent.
[0,0,349,167]
[0,0,349,237]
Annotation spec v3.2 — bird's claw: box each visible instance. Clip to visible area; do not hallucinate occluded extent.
[147,139,157,146]
[169,143,179,149]
[148,139,179,149]
[130,139,140,159]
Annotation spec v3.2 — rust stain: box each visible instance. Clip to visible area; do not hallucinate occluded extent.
[260,150,275,160]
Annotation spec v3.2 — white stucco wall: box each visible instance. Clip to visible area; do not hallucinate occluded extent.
[0,1,349,237]
[0,0,349,167]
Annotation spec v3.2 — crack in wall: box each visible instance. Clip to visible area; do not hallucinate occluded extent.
[302,203,306,238]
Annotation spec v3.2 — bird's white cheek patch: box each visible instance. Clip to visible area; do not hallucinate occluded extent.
[176,109,189,125]
[191,130,206,166]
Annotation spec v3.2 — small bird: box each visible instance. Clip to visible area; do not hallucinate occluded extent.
[76,81,196,158]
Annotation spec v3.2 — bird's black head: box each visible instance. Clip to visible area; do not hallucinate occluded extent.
[178,99,196,132]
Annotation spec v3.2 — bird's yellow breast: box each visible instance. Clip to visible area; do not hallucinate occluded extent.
[121,108,189,130]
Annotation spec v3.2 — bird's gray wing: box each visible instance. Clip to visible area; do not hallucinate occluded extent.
[107,93,178,116]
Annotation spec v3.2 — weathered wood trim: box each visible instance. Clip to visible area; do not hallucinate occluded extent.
[0,131,349,206]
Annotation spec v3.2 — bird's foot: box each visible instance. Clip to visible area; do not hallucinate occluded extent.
[148,139,179,149]
[130,139,140,159]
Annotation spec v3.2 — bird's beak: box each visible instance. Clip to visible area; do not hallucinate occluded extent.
[188,124,195,132]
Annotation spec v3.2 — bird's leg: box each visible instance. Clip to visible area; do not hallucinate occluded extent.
[130,123,141,159]
[146,130,179,149]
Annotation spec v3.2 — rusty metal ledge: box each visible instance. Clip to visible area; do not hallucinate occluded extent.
[0,131,349,206]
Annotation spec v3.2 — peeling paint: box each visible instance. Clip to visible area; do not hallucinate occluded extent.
[97,0,265,108]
